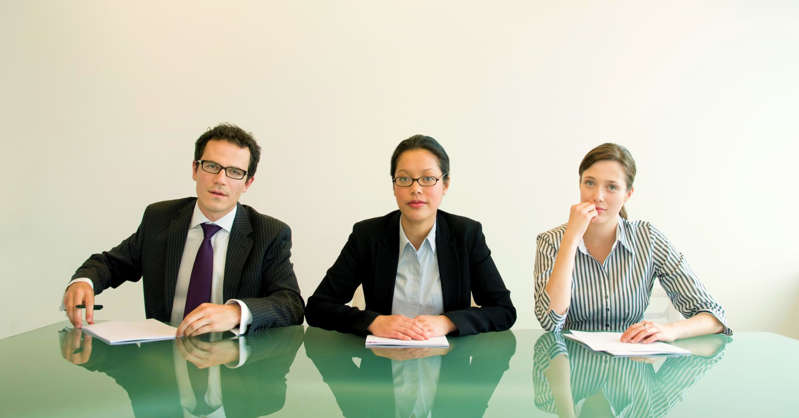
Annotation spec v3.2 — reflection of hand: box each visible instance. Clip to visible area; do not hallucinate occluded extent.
[176,303,241,337]
[62,282,95,328]
[59,328,93,365]
[412,315,456,336]
[176,336,240,368]
[368,315,428,340]
[371,346,451,361]
[620,320,677,343]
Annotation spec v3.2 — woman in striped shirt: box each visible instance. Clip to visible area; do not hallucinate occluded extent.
[534,143,730,342]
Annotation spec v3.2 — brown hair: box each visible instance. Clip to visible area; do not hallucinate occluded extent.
[578,143,636,219]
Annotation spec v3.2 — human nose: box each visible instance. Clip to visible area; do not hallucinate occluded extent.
[212,168,229,183]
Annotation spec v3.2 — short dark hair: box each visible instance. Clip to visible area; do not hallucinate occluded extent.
[390,134,450,181]
[194,123,261,180]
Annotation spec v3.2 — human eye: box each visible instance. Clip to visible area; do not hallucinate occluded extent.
[395,176,412,186]
[608,183,618,192]
[421,176,438,185]
[583,179,595,187]
[203,161,222,172]
[228,167,246,178]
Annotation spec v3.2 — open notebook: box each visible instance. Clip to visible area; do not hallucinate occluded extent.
[82,319,177,345]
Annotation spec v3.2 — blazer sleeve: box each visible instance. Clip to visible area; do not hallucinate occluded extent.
[71,209,148,293]
[240,224,305,331]
[305,228,380,335]
[442,223,516,336]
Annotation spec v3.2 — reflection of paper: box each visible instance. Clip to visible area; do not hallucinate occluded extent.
[365,335,449,348]
[565,330,690,356]
[83,319,177,345]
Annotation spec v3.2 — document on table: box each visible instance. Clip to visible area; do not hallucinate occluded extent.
[82,319,177,345]
[365,335,449,348]
[565,330,690,356]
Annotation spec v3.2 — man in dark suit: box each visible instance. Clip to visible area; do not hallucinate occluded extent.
[63,124,304,335]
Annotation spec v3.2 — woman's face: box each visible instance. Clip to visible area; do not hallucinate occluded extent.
[393,148,449,226]
[579,160,633,223]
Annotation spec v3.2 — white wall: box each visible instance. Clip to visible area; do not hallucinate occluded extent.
[2,1,797,339]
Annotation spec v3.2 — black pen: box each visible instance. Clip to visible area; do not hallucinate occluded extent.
[75,304,103,310]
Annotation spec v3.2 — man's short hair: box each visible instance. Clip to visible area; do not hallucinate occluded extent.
[195,124,261,180]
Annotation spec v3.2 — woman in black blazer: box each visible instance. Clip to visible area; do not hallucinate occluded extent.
[306,135,516,339]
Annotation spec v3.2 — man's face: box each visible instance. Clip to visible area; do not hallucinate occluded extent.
[192,139,254,221]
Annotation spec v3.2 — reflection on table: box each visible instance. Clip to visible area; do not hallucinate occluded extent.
[532,332,730,418]
[59,325,303,418]
[304,327,516,418]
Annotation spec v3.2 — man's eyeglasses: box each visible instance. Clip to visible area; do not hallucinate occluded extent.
[392,175,445,187]
[195,160,248,180]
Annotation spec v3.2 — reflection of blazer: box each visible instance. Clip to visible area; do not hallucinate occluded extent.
[305,210,516,336]
[81,326,304,418]
[303,326,516,418]
[72,197,304,331]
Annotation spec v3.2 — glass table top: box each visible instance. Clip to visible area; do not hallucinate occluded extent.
[1,322,797,417]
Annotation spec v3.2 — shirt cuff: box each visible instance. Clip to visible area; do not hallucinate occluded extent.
[225,336,250,368]
[67,278,94,291]
[226,299,252,336]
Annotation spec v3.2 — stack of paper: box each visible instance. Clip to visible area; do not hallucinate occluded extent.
[365,335,449,348]
[83,319,178,345]
[565,330,690,356]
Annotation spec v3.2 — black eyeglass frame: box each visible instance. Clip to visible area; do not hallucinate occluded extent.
[195,160,248,180]
[391,174,447,187]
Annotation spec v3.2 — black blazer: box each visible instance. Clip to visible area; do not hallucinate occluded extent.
[72,197,304,331]
[305,210,516,336]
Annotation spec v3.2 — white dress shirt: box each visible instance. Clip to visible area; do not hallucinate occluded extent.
[392,219,444,317]
[169,204,252,334]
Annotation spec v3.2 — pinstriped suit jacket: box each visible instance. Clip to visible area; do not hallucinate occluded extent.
[72,197,304,331]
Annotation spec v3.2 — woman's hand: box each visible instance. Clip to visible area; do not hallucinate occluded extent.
[413,315,456,337]
[620,320,677,343]
[368,315,429,340]
[565,201,597,240]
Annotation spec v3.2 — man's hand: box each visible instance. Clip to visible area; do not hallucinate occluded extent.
[413,315,456,337]
[59,328,93,365]
[62,282,95,328]
[176,335,240,368]
[176,303,241,337]
[367,314,428,340]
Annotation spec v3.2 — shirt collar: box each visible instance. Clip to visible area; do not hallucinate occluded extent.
[399,217,437,254]
[190,203,237,233]
[577,216,631,255]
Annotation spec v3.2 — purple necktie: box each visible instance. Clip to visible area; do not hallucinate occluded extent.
[184,223,222,317]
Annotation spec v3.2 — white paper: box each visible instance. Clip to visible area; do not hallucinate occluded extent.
[565,330,690,356]
[365,335,449,348]
[82,319,177,345]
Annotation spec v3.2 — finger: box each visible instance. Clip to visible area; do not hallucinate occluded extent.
[80,335,93,363]
[85,293,95,325]
[187,323,214,337]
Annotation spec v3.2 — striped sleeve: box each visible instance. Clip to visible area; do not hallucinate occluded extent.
[534,231,567,332]
[649,223,732,335]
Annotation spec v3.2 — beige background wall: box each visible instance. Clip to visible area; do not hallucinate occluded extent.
[2,1,797,339]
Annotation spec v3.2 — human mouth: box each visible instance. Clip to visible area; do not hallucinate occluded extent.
[209,190,227,198]
[408,200,426,208]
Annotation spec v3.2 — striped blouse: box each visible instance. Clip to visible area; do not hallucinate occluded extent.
[534,218,731,335]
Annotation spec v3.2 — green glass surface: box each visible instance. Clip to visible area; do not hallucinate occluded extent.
[0,322,797,417]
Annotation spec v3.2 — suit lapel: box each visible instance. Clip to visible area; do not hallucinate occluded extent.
[224,204,253,300]
[436,212,460,310]
[373,211,400,314]
[164,200,194,316]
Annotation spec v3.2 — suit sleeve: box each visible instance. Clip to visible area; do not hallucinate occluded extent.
[70,209,148,293]
[305,228,380,335]
[443,224,516,336]
[241,224,305,331]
